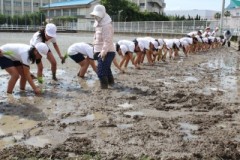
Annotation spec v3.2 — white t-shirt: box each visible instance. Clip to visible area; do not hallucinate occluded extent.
[173,39,180,48]
[164,39,174,49]
[187,31,197,37]
[157,39,164,49]
[118,40,135,53]
[195,35,203,43]
[0,44,31,66]
[30,31,57,47]
[136,38,150,51]
[180,37,193,45]
[208,36,216,43]
[202,31,211,37]
[202,37,209,43]
[67,43,94,59]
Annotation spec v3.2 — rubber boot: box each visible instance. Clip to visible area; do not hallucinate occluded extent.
[227,41,231,47]
[100,76,108,89]
[108,75,114,86]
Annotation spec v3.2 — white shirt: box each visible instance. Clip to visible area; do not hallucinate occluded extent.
[30,31,57,47]
[173,39,180,48]
[136,38,150,51]
[180,37,193,45]
[164,39,174,49]
[67,43,94,59]
[202,31,211,37]
[187,31,198,37]
[195,35,203,43]
[157,39,165,49]
[0,44,31,66]
[118,40,135,53]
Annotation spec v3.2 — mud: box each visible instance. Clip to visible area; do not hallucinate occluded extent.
[0,33,240,159]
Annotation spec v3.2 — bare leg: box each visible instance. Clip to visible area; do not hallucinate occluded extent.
[47,52,57,81]
[5,67,19,94]
[78,59,90,78]
[16,65,27,90]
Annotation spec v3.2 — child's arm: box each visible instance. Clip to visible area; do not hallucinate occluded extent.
[22,65,41,94]
[113,57,124,73]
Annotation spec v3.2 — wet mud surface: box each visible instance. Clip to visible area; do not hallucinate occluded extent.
[0,46,240,159]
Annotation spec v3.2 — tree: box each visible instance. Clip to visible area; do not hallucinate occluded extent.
[100,0,169,21]
[214,12,221,20]
[224,10,231,17]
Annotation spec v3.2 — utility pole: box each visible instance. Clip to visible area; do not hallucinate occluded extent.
[220,0,225,34]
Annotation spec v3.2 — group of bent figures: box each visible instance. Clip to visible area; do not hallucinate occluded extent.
[0,4,233,95]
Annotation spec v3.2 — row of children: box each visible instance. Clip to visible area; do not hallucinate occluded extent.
[0,4,231,95]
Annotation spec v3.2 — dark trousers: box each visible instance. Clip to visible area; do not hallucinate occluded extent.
[97,52,115,78]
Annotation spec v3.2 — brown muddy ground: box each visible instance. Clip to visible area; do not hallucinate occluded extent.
[0,45,240,160]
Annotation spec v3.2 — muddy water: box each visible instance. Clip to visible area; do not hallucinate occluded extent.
[0,32,240,159]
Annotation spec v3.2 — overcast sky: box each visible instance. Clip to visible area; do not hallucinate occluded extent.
[165,0,231,11]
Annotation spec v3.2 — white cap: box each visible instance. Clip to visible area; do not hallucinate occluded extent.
[35,42,49,58]
[46,23,57,38]
[90,5,106,18]
[215,27,219,30]
[199,30,203,34]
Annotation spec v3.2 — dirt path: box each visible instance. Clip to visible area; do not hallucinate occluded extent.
[0,46,240,159]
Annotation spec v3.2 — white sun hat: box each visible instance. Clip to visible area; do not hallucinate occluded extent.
[90,5,106,18]
[35,42,49,58]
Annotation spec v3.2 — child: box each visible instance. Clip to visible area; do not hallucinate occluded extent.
[0,42,48,94]
[67,43,97,78]
[30,23,64,81]
[91,4,115,89]
[116,40,140,69]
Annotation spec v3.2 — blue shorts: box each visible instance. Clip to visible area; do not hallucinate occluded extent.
[69,53,85,63]
[0,57,22,69]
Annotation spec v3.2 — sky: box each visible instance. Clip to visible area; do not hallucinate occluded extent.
[165,0,231,11]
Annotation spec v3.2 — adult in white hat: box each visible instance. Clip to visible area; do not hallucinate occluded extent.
[0,42,48,94]
[30,23,64,81]
[90,5,115,89]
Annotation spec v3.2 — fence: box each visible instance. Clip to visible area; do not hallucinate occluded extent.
[1,19,240,35]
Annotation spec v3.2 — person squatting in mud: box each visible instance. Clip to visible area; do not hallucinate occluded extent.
[30,23,64,81]
[67,42,97,78]
[91,4,115,89]
[0,43,49,94]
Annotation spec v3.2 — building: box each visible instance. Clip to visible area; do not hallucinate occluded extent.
[165,9,218,20]
[129,0,165,14]
[226,0,240,17]
[40,0,99,29]
[0,0,53,16]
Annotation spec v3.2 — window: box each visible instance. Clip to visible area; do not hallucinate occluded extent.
[63,9,69,16]
[33,3,39,7]
[56,10,61,16]
[4,1,11,6]
[24,2,31,6]
[140,3,145,8]
[14,2,22,7]
[71,8,77,16]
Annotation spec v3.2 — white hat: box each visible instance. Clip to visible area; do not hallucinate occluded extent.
[46,23,57,38]
[35,42,49,58]
[199,30,203,34]
[90,5,106,18]
[215,27,219,30]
